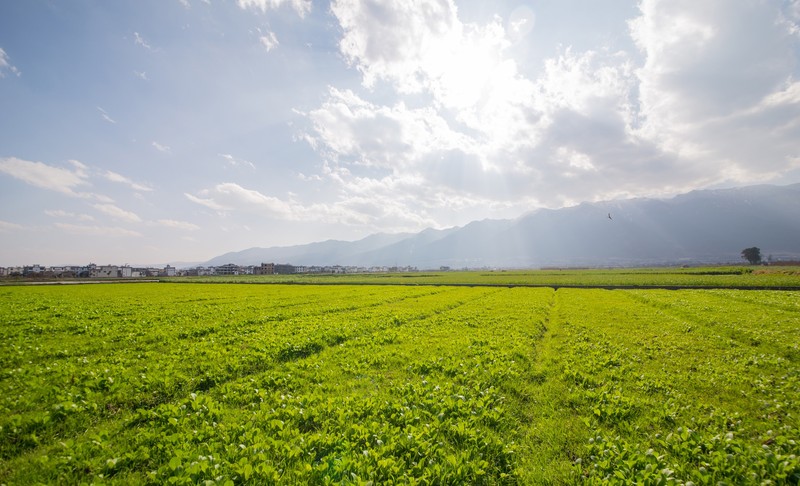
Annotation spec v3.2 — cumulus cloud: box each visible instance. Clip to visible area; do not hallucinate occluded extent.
[302,87,544,219]
[0,47,21,77]
[295,0,800,232]
[237,0,310,17]
[319,0,627,210]
[305,87,473,170]
[630,0,800,183]
[92,203,142,223]
[331,0,533,123]
[303,48,656,212]
[104,170,153,192]
[333,0,460,93]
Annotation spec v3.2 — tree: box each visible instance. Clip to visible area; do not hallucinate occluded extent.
[741,247,762,265]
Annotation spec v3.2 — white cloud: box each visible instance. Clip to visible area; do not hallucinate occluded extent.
[104,170,153,192]
[44,209,95,222]
[152,141,171,153]
[237,0,310,17]
[92,203,142,223]
[0,47,21,77]
[186,178,452,232]
[305,87,473,170]
[323,0,551,181]
[302,61,653,216]
[332,0,457,93]
[219,153,256,169]
[630,0,800,182]
[331,0,530,115]
[205,182,293,216]
[97,106,116,124]
[185,182,342,222]
[759,81,800,108]
[0,157,121,204]
[0,157,90,197]
[155,219,200,230]
[537,49,635,119]
[133,32,153,50]
[55,223,142,238]
[556,146,596,174]
[0,220,23,232]
[184,193,228,211]
[294,0,800,232]
[259,31,279,52]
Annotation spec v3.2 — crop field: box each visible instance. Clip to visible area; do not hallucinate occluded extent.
[1,283,798,484]
[162,266,800,289]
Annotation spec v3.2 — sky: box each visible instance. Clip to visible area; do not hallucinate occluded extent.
[1,0,799,266]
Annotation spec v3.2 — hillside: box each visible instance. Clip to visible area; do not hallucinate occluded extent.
[205,183,800,268]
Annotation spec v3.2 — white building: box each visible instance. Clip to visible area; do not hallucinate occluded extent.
[92,265,119,278]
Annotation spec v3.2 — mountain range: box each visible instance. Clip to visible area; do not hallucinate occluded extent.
[205,183,800,268]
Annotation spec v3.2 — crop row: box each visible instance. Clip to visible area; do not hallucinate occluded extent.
[0,284,461,460]
[550,289,800,483]
[1,284,798,483]
[0,284,551,483]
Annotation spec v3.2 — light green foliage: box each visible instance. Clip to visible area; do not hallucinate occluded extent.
[0,284,547,484]
[552,289,800,484]
[0,283,798,484]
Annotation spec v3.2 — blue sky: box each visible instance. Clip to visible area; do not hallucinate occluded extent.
[1,0,799,266]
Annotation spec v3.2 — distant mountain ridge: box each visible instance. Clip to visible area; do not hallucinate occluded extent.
[205,183,800,268]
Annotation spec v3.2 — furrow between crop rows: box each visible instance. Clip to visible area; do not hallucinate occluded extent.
[1,284,797,483]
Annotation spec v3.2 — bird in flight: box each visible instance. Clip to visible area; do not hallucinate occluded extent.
[608,213,613,220]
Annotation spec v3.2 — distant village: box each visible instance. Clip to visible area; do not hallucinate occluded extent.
[0,262,422,279]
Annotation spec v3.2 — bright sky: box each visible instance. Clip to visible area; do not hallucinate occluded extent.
[1,0,799,266]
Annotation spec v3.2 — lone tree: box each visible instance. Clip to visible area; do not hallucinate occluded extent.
[741,247,762,265]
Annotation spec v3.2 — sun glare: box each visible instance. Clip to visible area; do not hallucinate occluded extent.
[437,47,497,109]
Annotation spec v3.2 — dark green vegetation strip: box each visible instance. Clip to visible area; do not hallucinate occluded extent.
[160,266,800,289]
[0,284,798,484]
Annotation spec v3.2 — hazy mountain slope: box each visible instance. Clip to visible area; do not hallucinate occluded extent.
[205,232,413,267]
[500,183,800,266]
[354,226,462,267]
[205,183,800,268]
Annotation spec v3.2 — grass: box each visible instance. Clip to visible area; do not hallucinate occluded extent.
[0,282,798,483]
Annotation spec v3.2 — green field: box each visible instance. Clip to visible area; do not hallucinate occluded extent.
[162,266,800,289]
[1,283,798,484]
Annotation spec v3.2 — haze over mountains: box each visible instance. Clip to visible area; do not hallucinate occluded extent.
[206,184,800,269]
